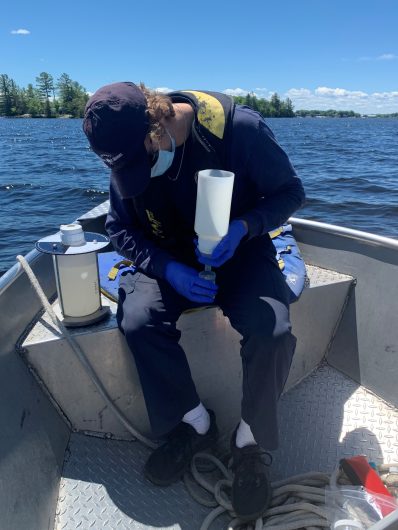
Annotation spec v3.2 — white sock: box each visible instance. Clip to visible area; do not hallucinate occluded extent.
[236,419,256,448]
[182,402,210,434]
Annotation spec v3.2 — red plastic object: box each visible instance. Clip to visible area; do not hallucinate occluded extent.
[340,455,395,517]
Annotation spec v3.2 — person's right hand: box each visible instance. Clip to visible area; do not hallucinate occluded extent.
[165,261,218,303]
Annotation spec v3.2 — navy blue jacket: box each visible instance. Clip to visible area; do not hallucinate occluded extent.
[105,102,305,279]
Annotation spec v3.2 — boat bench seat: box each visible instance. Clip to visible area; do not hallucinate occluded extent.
[21,264,354,439]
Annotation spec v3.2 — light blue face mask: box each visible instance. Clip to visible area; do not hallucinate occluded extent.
[150,130,175,178]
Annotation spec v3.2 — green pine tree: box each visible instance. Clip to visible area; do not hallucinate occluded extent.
[0,74,13,116]
[36,72,54,117]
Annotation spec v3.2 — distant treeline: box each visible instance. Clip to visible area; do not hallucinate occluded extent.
[232,95,398,118]
[0,73,88,118]
[232,92,295,117]
[1,74,397,118]
[295,109,361,118]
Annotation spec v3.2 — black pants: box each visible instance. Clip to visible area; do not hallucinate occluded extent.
[117,238,296,450]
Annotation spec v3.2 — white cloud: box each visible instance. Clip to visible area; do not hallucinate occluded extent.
[223,87,275,99]
[377,53,397,60]
[285,88,312,98]
[284,86,398,114]
[11,28,30,35]
[223,88,250,97]
[154,87,175,93]
[359,53,397,61]
[371,91,398,98]
[315,87,367,98]
[316,86,348,96]
[254,87,274,99]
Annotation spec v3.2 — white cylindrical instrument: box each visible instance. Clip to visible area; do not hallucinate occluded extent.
[54,252,100,317]
[36,223,110,327]
[194,169,235,255]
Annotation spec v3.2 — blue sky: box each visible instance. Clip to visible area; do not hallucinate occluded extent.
[2,0,398,113]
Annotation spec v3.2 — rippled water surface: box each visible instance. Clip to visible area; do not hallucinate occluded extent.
[0,117,397,272]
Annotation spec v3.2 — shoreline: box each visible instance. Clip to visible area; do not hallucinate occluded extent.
[1,113,398,120]
[0,114,77,119]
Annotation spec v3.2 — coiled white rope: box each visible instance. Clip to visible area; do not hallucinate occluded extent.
[187,454,398,530]
[185,452,342,530]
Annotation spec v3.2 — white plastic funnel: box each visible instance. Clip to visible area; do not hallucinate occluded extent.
[195,169,235,255]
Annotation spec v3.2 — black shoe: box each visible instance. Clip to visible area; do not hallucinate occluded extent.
[144,409,218,486]
[230,430,273,521]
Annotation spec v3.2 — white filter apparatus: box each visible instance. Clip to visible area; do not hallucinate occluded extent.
[54,252,100,317]
[36,223,110,327]
[194,169,235,255]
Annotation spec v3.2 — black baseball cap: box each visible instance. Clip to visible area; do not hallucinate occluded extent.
[83,82,151,198]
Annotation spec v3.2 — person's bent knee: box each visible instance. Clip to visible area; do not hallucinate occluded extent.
[118,304,152,339]
[242,297,291,340]
[261,296,292,338]
[121,306,181,348]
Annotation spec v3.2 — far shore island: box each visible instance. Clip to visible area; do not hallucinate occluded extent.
[1,73,397,119]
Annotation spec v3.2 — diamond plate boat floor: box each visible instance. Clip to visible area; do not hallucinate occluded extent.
[55,363,398,529]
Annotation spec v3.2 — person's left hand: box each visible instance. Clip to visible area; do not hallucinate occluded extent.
[195,220,248,267]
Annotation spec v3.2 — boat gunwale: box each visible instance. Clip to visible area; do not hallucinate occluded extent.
[0,248,44,297]
[290,217,398,250]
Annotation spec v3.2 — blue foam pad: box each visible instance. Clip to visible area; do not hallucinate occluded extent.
[98,251,135,302]
[271,224,307,303]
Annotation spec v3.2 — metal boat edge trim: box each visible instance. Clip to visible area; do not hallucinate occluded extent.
[290,217,398,250]
[0,248,43,297]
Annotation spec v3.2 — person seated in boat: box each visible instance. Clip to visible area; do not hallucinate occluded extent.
[83,82,305,521]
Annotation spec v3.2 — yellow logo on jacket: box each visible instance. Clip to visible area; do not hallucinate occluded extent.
[146,210,165,238]
[182,91,226,139]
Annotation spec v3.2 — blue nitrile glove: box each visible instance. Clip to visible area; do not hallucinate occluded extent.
[165,261,218,303]
[196,220,248,267]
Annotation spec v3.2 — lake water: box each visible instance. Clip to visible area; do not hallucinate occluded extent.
[0,117,397,273]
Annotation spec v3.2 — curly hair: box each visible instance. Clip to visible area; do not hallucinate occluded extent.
[139,83,175,142]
